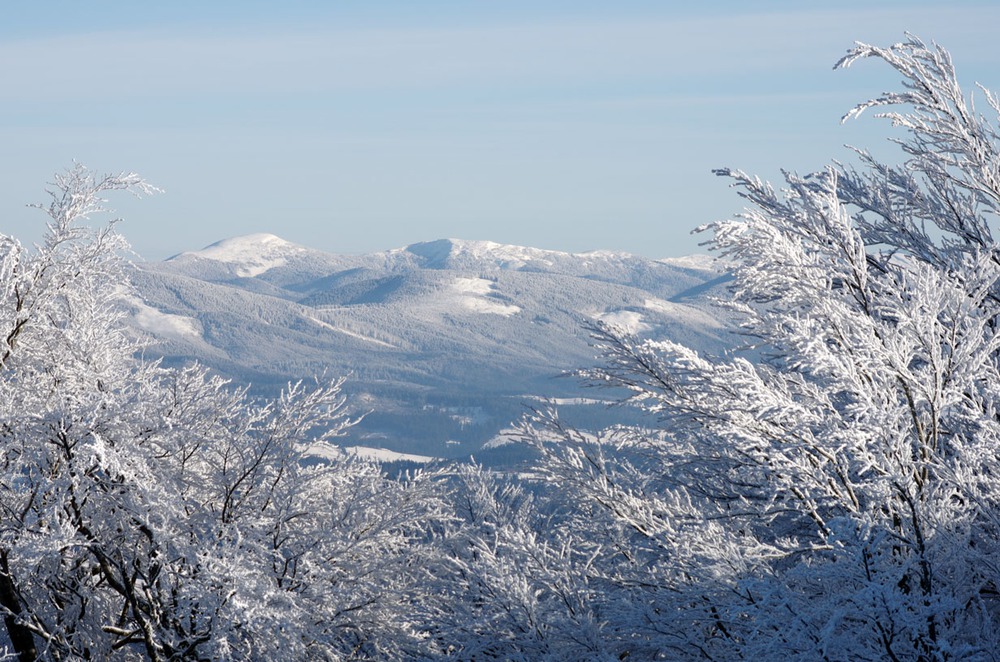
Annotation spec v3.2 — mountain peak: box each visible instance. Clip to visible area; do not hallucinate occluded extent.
[402,238,457,268]
[403,238,596,270]
[195,233,298,254]
[137,235,729,459]
[171,233,306,278]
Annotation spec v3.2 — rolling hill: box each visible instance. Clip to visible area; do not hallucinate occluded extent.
[129,235,732,458]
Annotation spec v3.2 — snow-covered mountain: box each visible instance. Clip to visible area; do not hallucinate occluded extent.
[131,235,732,459]
[172,233,310,277]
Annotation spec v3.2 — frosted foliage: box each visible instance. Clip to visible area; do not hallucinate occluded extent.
[0,165,452,660]
[7,35,1000,662]
[518,36,1000,659]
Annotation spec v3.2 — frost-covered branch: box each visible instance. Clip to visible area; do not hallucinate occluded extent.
[520,35,1000,659]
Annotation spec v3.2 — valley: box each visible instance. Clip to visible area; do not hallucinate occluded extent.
[130,234,733,459]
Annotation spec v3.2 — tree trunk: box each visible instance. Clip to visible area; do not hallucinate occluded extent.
[0,550,36,662]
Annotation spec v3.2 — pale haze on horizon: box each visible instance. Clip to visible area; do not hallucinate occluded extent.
[0,1,997,261]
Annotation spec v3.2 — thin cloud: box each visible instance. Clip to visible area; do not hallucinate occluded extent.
[1,6,996,105]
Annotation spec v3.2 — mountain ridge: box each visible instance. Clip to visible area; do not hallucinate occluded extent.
[132,234,732,459]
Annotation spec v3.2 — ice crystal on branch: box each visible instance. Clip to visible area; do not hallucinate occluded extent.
[521,35,1000,660]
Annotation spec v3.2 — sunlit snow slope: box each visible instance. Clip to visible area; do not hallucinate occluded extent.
[132,235,733,459]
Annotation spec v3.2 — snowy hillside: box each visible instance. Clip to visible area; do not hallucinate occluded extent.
[132,235,732,458]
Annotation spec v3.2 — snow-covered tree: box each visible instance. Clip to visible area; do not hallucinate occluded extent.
[0,165,452,660]
[439,463,611,660]
[522,35,1000,660]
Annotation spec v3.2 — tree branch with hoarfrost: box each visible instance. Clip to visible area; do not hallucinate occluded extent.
[520,35,1000,660]
[0,165,453,661]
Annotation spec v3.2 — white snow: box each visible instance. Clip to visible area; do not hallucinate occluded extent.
[581,299,725,338]
[452,276,495,296]
[481,428,522,449]
[401,238,642,271]
[596,310,649,334]
[658,254,720,271]
[446,239,556,268]
[304,442,435,464]
[451,277,521,316]
[483,424,599,449]
[304,314,397,348]
[130,298,202,340]
[462,297,521,316]
[180,233,305,277]
[643,298,726,329]
[522,395,614,406]
[447,239,640,266]
[643,298,679,315]
[451,239,650,270]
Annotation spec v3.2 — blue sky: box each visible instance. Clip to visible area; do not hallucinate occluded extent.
[1,1,998,260]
